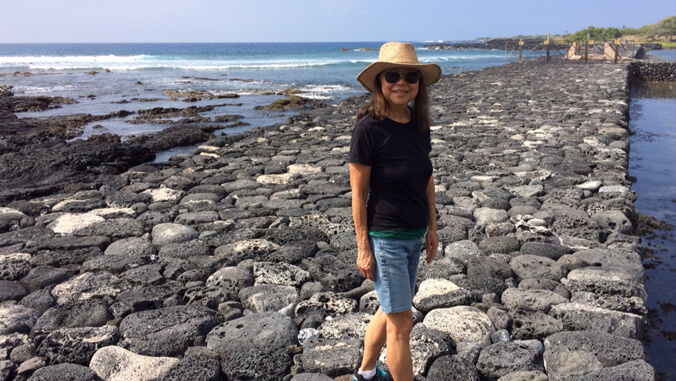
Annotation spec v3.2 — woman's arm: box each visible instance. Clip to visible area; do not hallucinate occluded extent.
[349,162,376,280]
[425,174,438,263]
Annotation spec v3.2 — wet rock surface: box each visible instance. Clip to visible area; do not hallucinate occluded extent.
[0,60,654,379]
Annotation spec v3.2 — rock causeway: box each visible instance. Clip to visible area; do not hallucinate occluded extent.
[0,59,666,380]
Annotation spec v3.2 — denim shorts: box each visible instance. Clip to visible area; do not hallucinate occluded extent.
[369,235,423,314]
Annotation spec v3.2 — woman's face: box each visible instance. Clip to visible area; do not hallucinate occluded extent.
[379,69,419,108]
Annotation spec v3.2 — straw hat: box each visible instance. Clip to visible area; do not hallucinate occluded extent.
[357,42,442,93]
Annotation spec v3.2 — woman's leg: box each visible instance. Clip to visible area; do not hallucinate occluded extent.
[360,307,387,371]
[385,309,414,381]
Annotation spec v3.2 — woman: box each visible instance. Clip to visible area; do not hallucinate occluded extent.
[349,42,440,381]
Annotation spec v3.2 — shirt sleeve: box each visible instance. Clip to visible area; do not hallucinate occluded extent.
[425,128,432,153]
[349,118,374,165]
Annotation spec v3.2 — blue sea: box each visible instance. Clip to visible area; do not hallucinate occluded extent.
[0,42,507,145]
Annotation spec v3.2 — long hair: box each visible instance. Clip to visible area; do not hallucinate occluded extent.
[355,73,431,131]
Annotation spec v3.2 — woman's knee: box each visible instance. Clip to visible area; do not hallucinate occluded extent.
[385,310,413,338]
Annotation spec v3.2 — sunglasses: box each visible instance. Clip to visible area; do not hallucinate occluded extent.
[382,70,421,84]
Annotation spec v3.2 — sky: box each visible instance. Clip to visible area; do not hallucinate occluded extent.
[1,0,674,43]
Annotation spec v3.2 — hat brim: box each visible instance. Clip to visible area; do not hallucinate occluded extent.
[357,62,442,93]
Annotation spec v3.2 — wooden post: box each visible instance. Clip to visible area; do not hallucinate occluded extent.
[585,33,589,63]
[519,40,523,62]
[614,39,619,64]
[546,33,551,63]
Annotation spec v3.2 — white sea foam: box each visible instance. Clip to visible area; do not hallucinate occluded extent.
[0,55,370,71]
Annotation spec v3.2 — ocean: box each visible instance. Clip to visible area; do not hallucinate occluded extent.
[0,42,507,149]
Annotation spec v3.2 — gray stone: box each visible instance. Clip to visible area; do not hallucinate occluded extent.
[417,257,465,287]
[0,253,31,281]
[473,188,513,210]
[31,299,112,337]
[501,288,569,313]
[561,267,647,301]
[549,208,599,241]
[543,349,603,380]
[477,340,545,380]
[73,218,144,239]
[20,266,74,293]
[156,353,223,381]
[266,240,320,265]
[455,276,506,302]
[299,338,361,377]
[238,284,299,315]
[16,356,46,378]
[290,373,334,381]
[119,264,164,286]
[519,242,571,260]
[10,342,36,363]
[408,325,454,377]
[80,254,148,274]
[423,306,494,347]
[159,239,210,259]
[467,256,514,280]
[412,279,472,312]
[151,223,199,248]
[571,248,643,277]
[27,363,99,381]
[51,271,130,304]
[508,205,539,218]
[89,345,179,381]
[207,266,253,289]
[104,237,157,259]
[543,330,645,368]
[207,312,298,381]
[509,255,567,281]
[590,211,633,234]
[0,281,27,302]
[553,359,654,381]
[37,326,119,365]
[175,211,219,226]
[301,254,362,293]
[491,329,511,343]
[474,208,509,226]
[426,355,481,381]
[359,290,380,314]
[518,278,571,299]
[510,309,563,340]
[119,305,223,356]
[116,281,186,312]
[444,240,485,265]
[479,236,520,254]
[253,261,311,286]
[294,292,357,325]
[317,312,371,340]
[496,370,548,381]
[29,247,102,268]
[214,239,280,264]
[488,307,512,331]
[0,302,39,335]
[548,302,644,339]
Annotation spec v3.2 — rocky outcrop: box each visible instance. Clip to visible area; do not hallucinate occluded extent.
[0,60,655,380]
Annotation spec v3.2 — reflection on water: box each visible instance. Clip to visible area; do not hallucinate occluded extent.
[630,80,676,381]
[632,80,676,98]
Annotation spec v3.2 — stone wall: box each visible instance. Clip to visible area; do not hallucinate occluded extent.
[629,62,676,81]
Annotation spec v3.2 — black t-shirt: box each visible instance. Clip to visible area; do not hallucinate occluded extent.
[349,114,433,232]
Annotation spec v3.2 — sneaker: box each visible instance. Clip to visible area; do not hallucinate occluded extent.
[374,364,393,381]
[351,365,392,381]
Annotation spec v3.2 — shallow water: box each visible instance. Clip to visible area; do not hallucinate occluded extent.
[629,80,676,380]
[0,42,509,161]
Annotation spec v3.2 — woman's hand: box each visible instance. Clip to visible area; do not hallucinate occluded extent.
[425,229,438,263]
[357,248,376,280]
